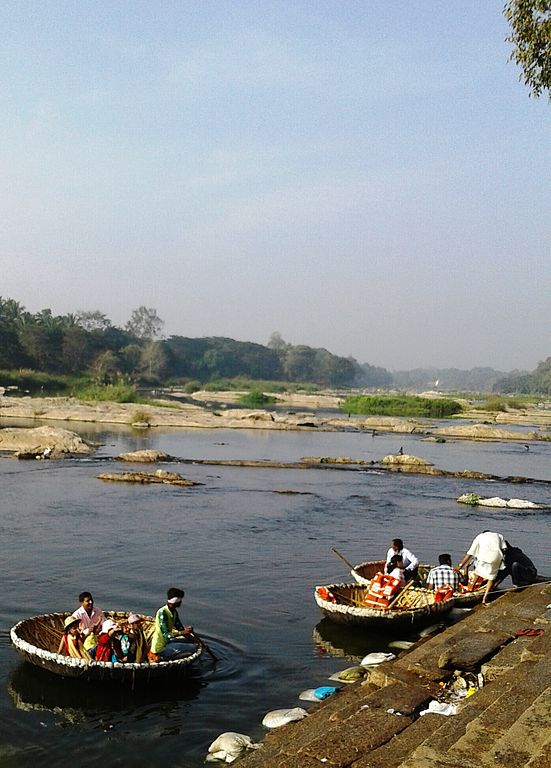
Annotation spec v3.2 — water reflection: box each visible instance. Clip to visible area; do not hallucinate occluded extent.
[312,618,420,662]
[8,663,205,725]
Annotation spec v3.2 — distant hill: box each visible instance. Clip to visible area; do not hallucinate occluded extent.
[493,358,551,395]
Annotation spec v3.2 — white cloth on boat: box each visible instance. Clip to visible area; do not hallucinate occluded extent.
[467,531,506,580]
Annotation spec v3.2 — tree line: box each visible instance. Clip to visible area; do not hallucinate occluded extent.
[0,297,391,391]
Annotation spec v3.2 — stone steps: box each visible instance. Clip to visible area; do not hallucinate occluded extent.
[237,584,551,768]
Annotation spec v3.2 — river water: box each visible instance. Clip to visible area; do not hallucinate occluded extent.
[1,421,550,767]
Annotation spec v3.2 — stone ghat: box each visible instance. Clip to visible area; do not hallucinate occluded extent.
[237,582,551,768]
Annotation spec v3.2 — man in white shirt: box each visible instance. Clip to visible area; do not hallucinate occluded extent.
[458,531,506,605]
[385,538,419,581]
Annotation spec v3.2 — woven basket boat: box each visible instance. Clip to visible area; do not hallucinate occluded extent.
[314,583,455,628]
[351,559,433,586]
[352,559,486,606]
[10,611,202,683]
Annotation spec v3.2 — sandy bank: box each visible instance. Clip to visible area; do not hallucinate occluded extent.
[1,394,550,442]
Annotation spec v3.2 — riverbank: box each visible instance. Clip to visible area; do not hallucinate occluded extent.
[237,582,551,768]
[1,393,551,442]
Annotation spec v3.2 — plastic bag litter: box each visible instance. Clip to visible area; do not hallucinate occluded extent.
[207,732,261,763]
[262,707,308,729]
[299,686,340,702]
[420,700,457,717]
[328,666,366,683]
[299,689,320,702]
[314,686,340,700]
[360,652,396,666]
[388,640,415,651]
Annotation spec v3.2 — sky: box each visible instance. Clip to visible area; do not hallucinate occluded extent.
[1,1,549,372]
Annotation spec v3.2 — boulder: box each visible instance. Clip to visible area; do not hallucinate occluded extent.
[117,449,173,463]
[433,423,541,441]
[381,454,433,466]
[0,426,95,458]
[97,469,201,486]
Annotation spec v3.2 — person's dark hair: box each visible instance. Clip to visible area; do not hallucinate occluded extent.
[167,587,185,600]
[392,538,403,550]
[438,554,452,566]
[78,591,92,603]
[389,554,403,568]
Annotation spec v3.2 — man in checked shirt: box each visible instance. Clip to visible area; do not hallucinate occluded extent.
[426,554,460,592]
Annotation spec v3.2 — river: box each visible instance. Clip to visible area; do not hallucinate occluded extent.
[1,421,550,767]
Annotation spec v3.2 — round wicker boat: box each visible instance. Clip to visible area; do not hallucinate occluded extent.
[10,611,202,683]
[351,559,433,587]
[314,583,455,628]
[353,559,486,606]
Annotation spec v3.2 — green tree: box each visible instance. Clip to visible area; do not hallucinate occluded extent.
[139,341,167,382]
[61,326,94,373]
[125,306,164,340]
[90,350,121,384]
[504,0,551,98]
[77,310,112,332]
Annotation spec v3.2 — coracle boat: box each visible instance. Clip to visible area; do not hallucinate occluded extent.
[314,583,455,628]
[10,611,202,683]
[352,559,486,607]
[351,559,432,586]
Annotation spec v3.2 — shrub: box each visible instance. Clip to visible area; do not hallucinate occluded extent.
[341,394,462,418]
[73,384,140,403]
[131,409,151,425]
[238,390,278,407]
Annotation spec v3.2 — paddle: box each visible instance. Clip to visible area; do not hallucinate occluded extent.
[331,547,366,582]
[387,578,416,610]
[188,630,219,662]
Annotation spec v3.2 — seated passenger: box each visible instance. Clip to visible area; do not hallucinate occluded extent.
[72,591,105,638]
[385,538,419,581]
[387,554,406,587]
[149,587,194,662]
[426,554,460,592]
[125,613,148,663]
[95,619,123,662]
[57,616,88,659]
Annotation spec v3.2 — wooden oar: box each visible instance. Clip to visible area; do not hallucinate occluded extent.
[331,547,365,581]
[189,630,219,662]
[387,579,416,610]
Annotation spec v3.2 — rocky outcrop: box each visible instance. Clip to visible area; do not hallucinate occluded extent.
[457,493,548,509]
[117,449,173,463]
[97,469,201,486]
[0,426,95,458]
[433,423,544,441]
[381,454,433,466]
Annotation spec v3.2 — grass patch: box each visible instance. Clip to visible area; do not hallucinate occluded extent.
[341,394,462,418]
[238,390,278,407]
[474,396,525,412]
[73,384,146,403]
[192,378,320,394]
[0,370,72,395]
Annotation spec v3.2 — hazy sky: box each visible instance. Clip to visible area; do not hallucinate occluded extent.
[1,1,549,371]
